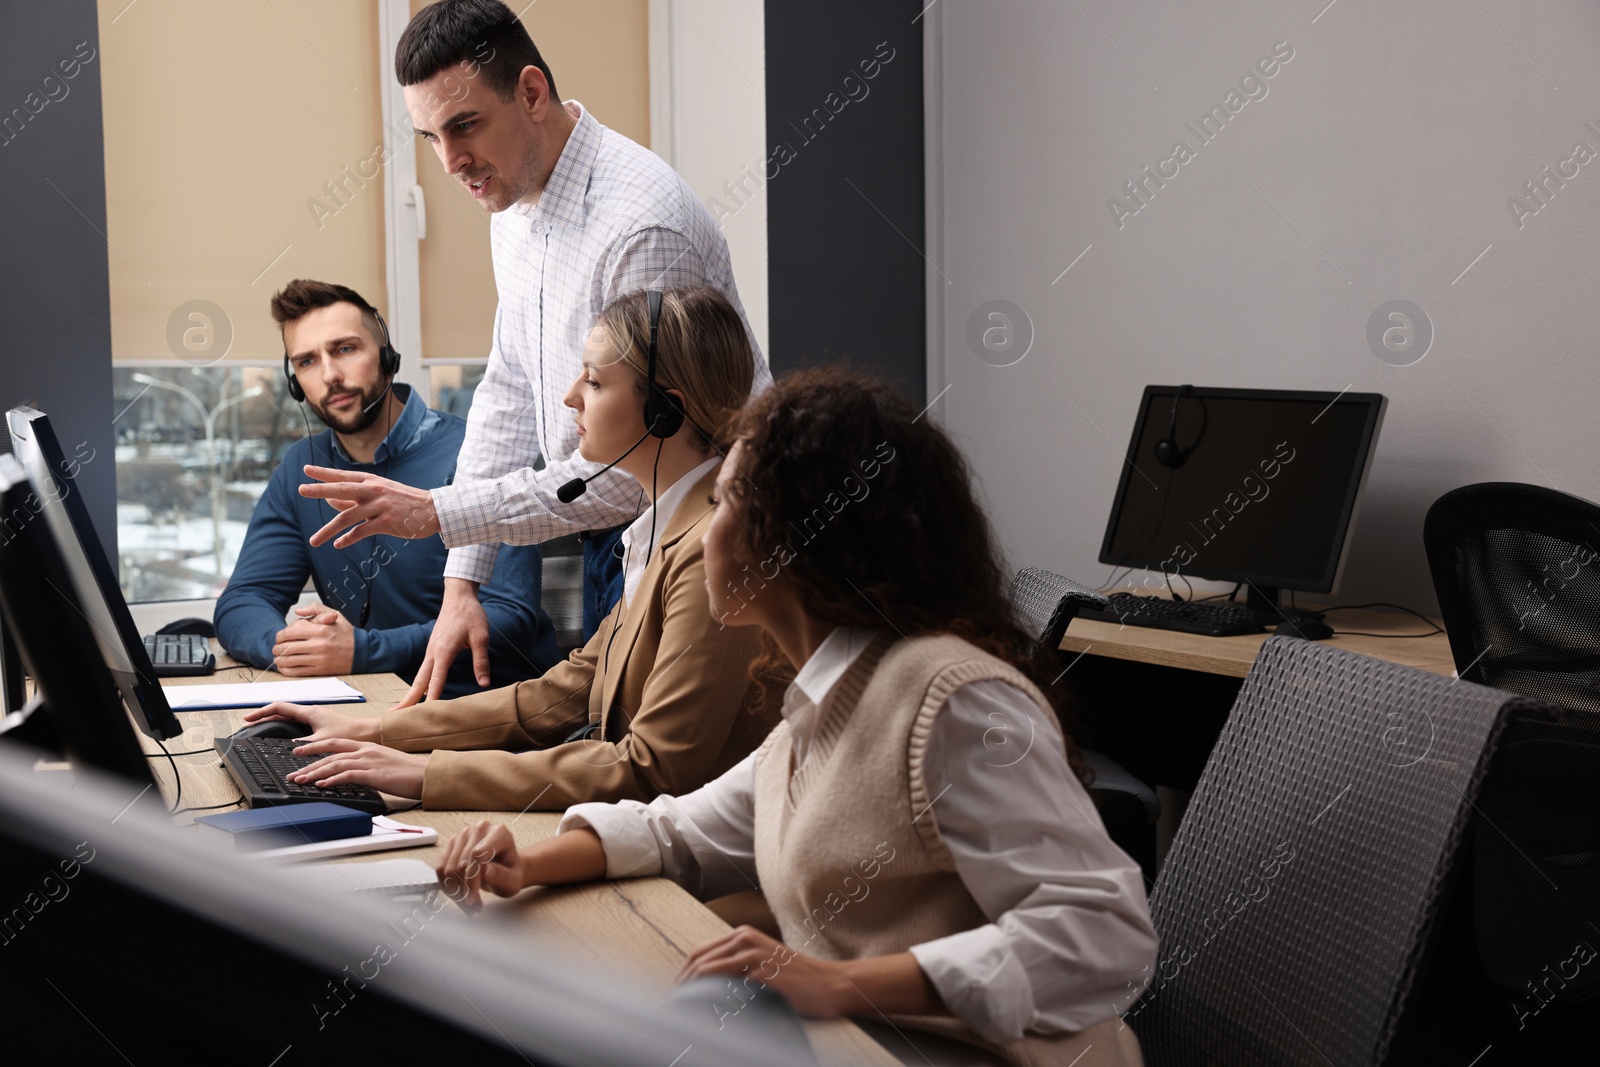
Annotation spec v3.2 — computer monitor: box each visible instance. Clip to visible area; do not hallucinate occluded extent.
[5,405,181,739]
[0,600,22,718]
[1099,385,1387,610]
[0,456,158,787]
[0,424,24,717]
[0,569,22,717]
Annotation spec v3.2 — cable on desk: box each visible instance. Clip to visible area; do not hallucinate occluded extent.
[172,796,245,818]
[1329,632,1443,639]
[1095,563,1137,593]
[1289,594,1445,638]
[1099,567,1239,605]
[149,747,214,757]
[151,737,182,813]
[1163,569,1195,602]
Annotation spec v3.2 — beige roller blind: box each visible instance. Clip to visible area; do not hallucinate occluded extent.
[99,0,386,363]
[412,0,651,361]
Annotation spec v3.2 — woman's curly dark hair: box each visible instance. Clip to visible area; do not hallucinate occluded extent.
[723,367,1088,784]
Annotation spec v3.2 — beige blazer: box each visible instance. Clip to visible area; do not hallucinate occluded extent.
[381,465,776,810]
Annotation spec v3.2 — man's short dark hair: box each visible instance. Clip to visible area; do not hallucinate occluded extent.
[270,279,381,345]
[396,0,559,104]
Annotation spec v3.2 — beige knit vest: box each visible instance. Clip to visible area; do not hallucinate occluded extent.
[752,634,1142,1067]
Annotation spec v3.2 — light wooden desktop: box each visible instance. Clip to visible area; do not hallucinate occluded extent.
[155,655,896,1067]
[1061,603,1455,678]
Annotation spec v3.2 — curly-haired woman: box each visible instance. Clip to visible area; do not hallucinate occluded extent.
[439,368,1156,1065]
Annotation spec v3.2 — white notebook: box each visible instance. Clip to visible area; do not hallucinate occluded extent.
[281,858,439,902]
[161,678,366,711]
[250,816,439,863]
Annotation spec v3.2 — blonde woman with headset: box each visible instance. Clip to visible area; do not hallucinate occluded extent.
[245,287,777,811]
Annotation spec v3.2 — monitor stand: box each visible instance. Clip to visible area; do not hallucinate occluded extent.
[0,619,23,716]
[1245,583,1282,615]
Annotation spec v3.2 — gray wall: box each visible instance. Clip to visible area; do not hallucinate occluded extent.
[929,0,1600,612]
[0,0,116,562]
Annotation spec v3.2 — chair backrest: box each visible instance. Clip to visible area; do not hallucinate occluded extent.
[1128,637,1538,1066]
[1006,567,1106,664]
[1423,481,1600,711]
[1422,481,1600,1004]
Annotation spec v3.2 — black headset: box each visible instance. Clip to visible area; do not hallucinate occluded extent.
[283,304,400,402]
[556,289,693,505]
[283,300,400,629]
[1154,384,1208,469]
[642,289,685,439]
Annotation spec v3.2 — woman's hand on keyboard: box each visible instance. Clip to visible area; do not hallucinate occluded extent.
[243,701,381,744]
[287,737,426,799]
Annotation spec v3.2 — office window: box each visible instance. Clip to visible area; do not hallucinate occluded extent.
[98,0,649,604]
[427,363,488,421]
[113,365,311,603]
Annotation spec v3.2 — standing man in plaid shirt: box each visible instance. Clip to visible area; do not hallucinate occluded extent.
[299,0,767,704]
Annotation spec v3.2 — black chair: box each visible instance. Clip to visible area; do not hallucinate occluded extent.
[1423,482,1600,1006]
[1129,637,1541,1065]
[1007,568,1160,883]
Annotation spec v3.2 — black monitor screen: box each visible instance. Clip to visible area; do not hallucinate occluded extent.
[1099,386,1386,596]
[5,405,180,739]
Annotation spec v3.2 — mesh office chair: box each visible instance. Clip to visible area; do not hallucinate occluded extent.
[1007,568,1160,881]
[1128,637,1540,1066]
[1423,482,1600,1004]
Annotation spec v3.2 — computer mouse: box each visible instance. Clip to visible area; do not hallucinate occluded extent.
[157,617,215,638]
[228,719,312,742]
[1274,617,1335,641]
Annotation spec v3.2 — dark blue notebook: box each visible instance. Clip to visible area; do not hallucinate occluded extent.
[196,802,372,851]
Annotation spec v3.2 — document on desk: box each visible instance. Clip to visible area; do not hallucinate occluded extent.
[250,816,439,863]
[160,678,366,710]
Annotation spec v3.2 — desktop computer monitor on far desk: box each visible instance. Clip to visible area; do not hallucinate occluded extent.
[1094,385,1386,632]
[5,404,181,740]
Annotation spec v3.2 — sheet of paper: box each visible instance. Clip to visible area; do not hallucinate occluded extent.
[161,677,366,711]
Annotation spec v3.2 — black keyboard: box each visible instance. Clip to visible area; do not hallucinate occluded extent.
[1077,592,1281,637]
[143,633,215,677]
[216,735,387,814]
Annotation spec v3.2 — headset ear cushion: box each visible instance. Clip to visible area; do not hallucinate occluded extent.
[284,355,305,402]
[1154,439,1175,467]
[645,392,685,438]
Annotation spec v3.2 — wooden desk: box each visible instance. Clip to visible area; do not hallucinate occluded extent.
[1062,606,1455,679]
[155,657,895,1066]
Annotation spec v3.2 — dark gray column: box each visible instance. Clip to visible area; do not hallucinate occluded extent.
[764,0,925,403]
[0,0,116,560]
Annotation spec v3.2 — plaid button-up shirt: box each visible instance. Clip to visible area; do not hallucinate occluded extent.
[433,101,767,584]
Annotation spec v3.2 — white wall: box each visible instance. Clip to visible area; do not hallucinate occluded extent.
[651,0,769,358]
[929,0,1600,611]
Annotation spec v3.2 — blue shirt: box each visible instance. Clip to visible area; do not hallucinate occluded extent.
[215,385,559,697]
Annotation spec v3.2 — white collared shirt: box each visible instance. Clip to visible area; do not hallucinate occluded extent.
[430,101,770,585]
[618,457,719,608]
[563,627,1158,1042]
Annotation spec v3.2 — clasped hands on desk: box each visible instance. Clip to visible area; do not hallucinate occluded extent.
[155,651,895,1067]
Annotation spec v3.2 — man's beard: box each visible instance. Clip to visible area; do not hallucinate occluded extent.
[311,378,390,434]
